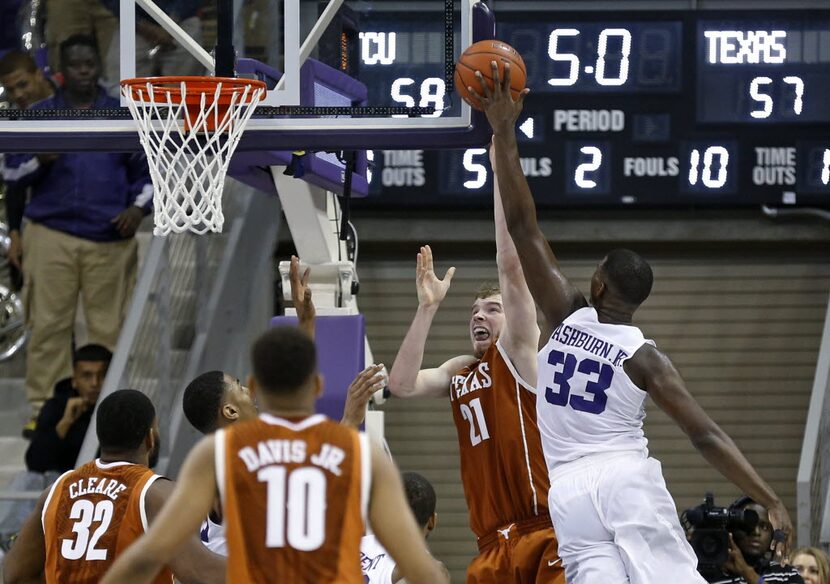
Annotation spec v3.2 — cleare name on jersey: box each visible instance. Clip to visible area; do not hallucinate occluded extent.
[238,439,346,476]
[450,362,492,400]
[67,477,128,501]
[551,324,629,367]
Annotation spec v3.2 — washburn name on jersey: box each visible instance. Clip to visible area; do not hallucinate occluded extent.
[67,478,128,500]
[551,324,629,367]
[238,439,346,476]
[450,362,492,401]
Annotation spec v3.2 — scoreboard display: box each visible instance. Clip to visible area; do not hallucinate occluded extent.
[356,10,830,207]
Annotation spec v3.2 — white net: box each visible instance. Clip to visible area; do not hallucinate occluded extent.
[121,78,266,236]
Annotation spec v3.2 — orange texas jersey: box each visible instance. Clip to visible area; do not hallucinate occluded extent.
[218,413,370,583]
[42,459,173,584]
[450,340,550,538]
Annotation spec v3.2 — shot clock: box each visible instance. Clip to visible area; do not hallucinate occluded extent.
[355,9,830,207]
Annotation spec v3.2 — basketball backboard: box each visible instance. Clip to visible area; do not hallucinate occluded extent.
[0,0,494,152]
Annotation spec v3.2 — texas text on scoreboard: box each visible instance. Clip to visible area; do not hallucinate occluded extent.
[356,10,830,207]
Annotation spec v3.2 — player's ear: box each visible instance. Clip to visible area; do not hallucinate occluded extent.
[247,374,258,401]
[427,512,438,533]
[314,373,324,398]
[222,402,239,422]
[144,426,155,453]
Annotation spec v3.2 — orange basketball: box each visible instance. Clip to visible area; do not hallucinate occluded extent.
[454,40,527,111]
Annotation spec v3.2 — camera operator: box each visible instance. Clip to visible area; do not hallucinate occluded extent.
[709,497,803,584]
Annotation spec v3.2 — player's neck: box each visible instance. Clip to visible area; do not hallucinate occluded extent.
[259,400,317,420]
[98,451,146,466]
[594,305,633,324]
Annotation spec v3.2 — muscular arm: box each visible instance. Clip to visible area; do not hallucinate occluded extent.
[388,246,475,398]
[492,150,539,385]
[368,442,449,584]
[478,65,587,330]
[144,479,226,584]
[626,344,793,559]
[100,436,218,584]
[3,490,47,584]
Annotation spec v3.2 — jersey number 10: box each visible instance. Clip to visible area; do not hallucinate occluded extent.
[545,350,613,414]
[259,466,327,552]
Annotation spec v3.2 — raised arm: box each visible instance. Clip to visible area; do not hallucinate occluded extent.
[471,64,587,330]
[490,144,539,384]
[143,479,226,584]
[3,490,47,584]
[368,441,449,584]
[100,436,218,584]
[626,344,793,561]
[388,246,475,398]
[290,255,315,339]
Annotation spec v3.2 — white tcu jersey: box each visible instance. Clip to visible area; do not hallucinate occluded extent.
[360,534,396,584]
[200,515,227,556]
[537,307,653,469]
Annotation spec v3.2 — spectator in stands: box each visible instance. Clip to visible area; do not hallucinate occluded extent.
[44,0,117,82]
[793,547,830,584]
[0,50,56,285]
[103,0,205,88]
[708,496,803,584]
[25,344,111,473]
[0,34,152,435]
[0,50,54,110]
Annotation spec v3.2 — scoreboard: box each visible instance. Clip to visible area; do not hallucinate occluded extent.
[356,10,830,207]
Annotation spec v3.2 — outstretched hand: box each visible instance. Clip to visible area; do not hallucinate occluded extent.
[767,502,793,565]
[290,255,315,330]
[341,364,386,428]
[466,61,530,136]
[416,245,455,308]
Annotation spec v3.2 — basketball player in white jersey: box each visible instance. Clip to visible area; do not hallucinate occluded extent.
[361,472,438,584]
[467,63,794,584]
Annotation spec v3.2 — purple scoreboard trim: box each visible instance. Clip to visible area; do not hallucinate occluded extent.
[0,2,494,153]
[269,315,366,423]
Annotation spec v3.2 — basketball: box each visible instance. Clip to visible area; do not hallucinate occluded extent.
[454,40,527,111]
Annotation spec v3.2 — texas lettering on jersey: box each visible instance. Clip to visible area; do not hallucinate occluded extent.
[449,361,492,401]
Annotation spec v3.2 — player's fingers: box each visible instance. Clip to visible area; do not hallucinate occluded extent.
[490,60,501,92]
[289,255,299,280]
[502,62,511,93]
[424,244,433,268]
[517,87,530,106]
[467,86,487,106]
[475,70,492,99]
[444,266,456,283]
[303,288,312,303]
[302,267,311,287]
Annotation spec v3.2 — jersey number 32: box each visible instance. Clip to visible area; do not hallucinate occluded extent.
[545,350,613,414]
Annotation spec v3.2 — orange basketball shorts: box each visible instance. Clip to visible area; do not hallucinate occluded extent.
[467,516,566,584]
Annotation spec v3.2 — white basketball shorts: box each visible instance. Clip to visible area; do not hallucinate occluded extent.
[547,450,706,584]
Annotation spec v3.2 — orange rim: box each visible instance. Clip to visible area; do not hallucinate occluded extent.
[120,76,267,105]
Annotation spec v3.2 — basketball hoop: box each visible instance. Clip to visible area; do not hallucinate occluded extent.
[121,76,267,236]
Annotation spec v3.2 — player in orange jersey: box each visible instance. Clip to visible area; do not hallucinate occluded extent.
[387,149,564,584]
[3,389,225,584]
[100,326,449,584]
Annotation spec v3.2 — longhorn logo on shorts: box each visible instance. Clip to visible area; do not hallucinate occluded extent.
[497,523,516,540]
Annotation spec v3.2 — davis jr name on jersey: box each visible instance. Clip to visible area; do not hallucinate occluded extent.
[237,439,346,476]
